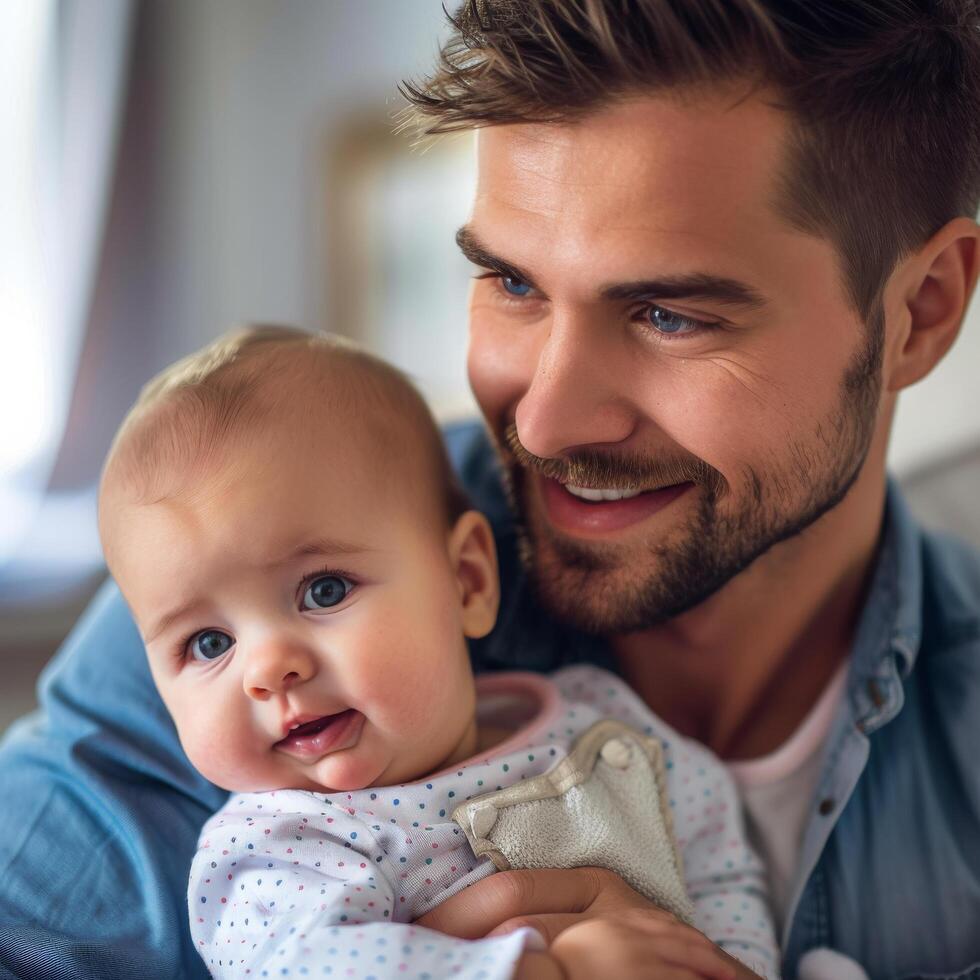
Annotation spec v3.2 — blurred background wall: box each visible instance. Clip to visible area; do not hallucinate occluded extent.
[2,0,979,733]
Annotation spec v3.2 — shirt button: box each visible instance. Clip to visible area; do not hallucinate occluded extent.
[867,678,886,709]
[600,738,632,769]
[818,798,835,816]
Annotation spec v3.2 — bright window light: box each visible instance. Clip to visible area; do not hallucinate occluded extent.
[0,1,55,476]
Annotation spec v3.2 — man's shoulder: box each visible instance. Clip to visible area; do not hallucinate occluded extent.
[896,519,980,770]
[916,523,980,671]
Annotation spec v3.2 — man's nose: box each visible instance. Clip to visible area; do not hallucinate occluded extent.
[515,309,637,459]
[243,637,318,701]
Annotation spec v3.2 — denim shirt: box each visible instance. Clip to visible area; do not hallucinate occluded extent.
[0,419,978,980]
[448,422,980,979]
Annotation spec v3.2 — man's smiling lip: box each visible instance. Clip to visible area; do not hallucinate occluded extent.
[274,708,364,761]
[537,474,693,535]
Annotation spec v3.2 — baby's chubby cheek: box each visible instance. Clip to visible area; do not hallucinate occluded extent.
[354,646,475,755]
[170,702,253,789]
[355,662,430,731]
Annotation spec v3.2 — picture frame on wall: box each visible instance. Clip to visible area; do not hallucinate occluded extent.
[324,117,478,422]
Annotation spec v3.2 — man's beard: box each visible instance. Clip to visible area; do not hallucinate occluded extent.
[497,314,884,635]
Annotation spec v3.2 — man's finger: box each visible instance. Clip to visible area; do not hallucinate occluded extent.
[551,919,731,980]
[486,912,583,945]
[609,936,737,980]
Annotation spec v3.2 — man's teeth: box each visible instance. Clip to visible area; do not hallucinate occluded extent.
[564,484,646,502]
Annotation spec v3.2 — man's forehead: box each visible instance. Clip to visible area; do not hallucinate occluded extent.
[474,89,786,224]
[468,90,801,295]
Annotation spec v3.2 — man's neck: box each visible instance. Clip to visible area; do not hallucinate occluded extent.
[611,461,888,761]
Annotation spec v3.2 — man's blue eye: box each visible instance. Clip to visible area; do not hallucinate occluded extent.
[189,629,234,662]
[646,306,698,335]
[302,575,352,610]
[501,276,531,297]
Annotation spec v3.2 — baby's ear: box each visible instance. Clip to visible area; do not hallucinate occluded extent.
[448,510,500,639]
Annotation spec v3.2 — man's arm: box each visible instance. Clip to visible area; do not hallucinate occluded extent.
[0,581,227,978]
[418,867,756,980]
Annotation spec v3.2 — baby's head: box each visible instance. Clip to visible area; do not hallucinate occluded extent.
[99,326,499,793]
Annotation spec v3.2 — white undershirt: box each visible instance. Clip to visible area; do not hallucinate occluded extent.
[727,662,849,933]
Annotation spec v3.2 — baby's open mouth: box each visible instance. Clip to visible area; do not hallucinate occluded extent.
[274,708,364,760]
[285,715,338,738]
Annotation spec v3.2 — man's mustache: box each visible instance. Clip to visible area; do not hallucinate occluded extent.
[503,422,723,494]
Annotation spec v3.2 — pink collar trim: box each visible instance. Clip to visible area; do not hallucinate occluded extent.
[428,671,564,777]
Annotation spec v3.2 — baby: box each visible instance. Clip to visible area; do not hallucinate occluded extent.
[98,326,779,980]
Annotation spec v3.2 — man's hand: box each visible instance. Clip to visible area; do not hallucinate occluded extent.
[416,867,760,979]
[509,913,739,978]
[416,865,685,941]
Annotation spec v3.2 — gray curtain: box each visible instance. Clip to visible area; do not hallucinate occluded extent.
[0,0,133,600]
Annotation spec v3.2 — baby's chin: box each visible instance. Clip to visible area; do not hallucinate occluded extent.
[196,736,462,796]
[205,772,365,796]
[219,755,398,796]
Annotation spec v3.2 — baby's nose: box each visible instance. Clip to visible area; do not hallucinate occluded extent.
[242,638,317,700]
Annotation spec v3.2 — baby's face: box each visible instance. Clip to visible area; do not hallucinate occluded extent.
[105,412,487,794]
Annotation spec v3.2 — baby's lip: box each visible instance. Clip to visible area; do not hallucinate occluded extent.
[279,711,347,739]
[274,708,364,761]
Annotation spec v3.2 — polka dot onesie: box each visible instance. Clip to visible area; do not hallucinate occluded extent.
[190,664,779,978]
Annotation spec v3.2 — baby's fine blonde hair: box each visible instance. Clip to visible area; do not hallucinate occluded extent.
[100,324,469,523]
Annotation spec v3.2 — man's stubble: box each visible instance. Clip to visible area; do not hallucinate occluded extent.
[498,312,885,635]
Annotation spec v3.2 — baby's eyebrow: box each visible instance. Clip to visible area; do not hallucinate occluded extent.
[144,539,377,645]
[145,599,203,647]
[264,537,377,570]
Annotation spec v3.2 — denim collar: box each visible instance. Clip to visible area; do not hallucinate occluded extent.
[844,478,923,734]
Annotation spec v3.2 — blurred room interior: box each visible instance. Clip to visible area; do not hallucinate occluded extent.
[2,0,979,735]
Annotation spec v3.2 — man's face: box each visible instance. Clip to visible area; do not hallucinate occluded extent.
[463,90,883,633]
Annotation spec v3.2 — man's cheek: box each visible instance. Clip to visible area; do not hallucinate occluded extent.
[649,357,799,456]
[623,376,738,471]
[468,354,518,429]
[467,317,539,421]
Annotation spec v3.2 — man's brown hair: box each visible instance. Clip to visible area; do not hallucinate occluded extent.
[402,0,980,323]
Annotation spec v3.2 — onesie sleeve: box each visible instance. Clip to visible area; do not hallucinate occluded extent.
[669,746,781,980]
[189,792,540,979]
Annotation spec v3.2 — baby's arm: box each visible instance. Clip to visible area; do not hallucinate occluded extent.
[668,745,781,979]
[189,792,541,979]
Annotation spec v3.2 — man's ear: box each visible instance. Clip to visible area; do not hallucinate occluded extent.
[447,510,500,640]
[886,216,980,392]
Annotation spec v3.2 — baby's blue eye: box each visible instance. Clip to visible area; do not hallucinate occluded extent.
[646,306,698,335]
[302,575,352,610]
[501,276,531,297]
[189,629,234,662]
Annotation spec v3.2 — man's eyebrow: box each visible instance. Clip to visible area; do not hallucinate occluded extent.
[601,275,769,311]
[455,227,538,288]
[456,225,768,311]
